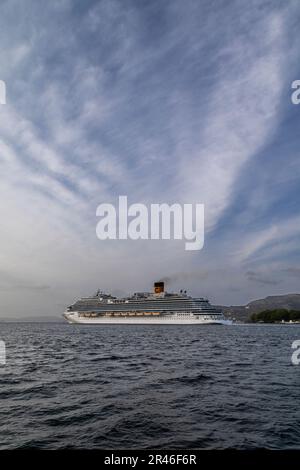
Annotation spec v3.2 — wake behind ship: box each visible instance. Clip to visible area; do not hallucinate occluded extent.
[64,282,232,325]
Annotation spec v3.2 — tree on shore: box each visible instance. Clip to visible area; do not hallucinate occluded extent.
[250,309,300,323]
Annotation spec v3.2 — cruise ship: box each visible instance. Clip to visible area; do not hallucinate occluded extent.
[63,282,232,325]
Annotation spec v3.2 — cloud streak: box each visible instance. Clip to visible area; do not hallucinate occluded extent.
[0,0,300,316]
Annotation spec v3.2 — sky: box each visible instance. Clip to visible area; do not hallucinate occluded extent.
[0,0,300,318]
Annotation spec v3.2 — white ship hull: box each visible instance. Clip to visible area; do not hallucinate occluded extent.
[64,311,232,325]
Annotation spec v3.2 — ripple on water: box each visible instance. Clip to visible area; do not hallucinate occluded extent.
[0,323,300,449]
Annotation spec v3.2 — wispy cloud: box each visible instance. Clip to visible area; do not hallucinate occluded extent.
[0,0,300,315]
[283,267,300,278]
[246,270,281,286]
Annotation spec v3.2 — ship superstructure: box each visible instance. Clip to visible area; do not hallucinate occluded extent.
[63,282,232,325]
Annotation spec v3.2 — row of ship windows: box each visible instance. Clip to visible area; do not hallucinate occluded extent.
[82,298,208,302]
[75,304,214,310]
[75,310,220,315]
[76,299,209,306]
[77,313,221,318]
[78,299,209,305]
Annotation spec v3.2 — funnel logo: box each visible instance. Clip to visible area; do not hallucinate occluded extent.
[96,196,205,251]
[0,80,6,105]
[0,340,6,365]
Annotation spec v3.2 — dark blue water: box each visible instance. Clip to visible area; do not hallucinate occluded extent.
[0,323,300,449]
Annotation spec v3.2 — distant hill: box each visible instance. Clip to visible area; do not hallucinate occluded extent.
[219,294,300,322]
